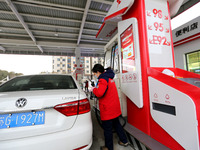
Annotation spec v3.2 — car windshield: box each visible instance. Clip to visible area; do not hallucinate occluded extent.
[0,75,77,92]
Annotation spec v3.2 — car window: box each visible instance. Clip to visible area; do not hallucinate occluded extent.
[0,75,77,92]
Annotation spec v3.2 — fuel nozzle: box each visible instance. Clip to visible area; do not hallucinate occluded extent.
[91,81,95,87]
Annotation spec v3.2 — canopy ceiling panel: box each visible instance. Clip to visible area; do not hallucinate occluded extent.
[0,0,195,57]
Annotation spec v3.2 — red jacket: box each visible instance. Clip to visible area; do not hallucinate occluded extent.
[93,70,121,120]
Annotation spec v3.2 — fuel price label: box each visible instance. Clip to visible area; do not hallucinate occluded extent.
[145,0,174,67]
[147,8,171,46]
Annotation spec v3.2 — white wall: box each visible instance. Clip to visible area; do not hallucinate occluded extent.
[174,38,200,70]
[173,16,200,70]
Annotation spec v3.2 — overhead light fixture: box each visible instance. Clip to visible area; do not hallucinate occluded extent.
[0,29,2,32]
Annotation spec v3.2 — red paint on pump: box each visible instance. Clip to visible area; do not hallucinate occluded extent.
[148,67,200,149]
[104,7,128,21]
[150,118,184,150]
[96,23,105,38]
[167,2,176,68]
[121,0,186,149]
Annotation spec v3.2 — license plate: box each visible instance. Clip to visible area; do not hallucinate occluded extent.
[0,111,45,129]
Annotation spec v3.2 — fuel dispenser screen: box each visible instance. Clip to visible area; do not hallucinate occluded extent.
[152,102,176,116]
[120,24,135,73]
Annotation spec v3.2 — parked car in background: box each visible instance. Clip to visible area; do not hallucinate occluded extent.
[0,74,92,150]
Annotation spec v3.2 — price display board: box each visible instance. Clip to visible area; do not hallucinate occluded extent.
[145,0,174,67]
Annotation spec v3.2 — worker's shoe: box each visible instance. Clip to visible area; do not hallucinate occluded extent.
[100,146,109,150]
[118,141,129,147]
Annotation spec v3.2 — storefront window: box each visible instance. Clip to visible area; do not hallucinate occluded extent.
[186,50,200,74]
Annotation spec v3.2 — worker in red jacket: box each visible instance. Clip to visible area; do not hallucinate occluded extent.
[91,64,128,150]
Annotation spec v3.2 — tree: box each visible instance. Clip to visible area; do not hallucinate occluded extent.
[0,69,23,81]
[0,70,8,80]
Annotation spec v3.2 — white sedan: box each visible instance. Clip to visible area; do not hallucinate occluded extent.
[0,74,92,150]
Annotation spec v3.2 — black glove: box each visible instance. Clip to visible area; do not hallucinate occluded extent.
[91,81,95,87]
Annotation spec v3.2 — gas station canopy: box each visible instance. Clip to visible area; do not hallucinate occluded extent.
[0,0,196,57]
[0,0,114,57]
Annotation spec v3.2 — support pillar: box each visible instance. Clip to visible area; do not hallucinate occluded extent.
[75,47,81,68]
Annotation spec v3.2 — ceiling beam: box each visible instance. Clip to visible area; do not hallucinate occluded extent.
[0,32,28,37]
[0,26,97,38]
[0,50,104,57]
[3,2,36,42]
[32,30,79,37]
[0,10,81,23]
[0,19,99,32]
[13,1,84,14]
[12,1,107,17]
[0,19,79,30]
[0,26,26,32]
[15,0,84,12]
[88,9,107,16]
[92,0,113,5]
[0,38,104,49]
[0,10,102,26]
[12,0,110,15]
[0,38,35,46]
[0,32,78,41]
[77,0,92,45]
[0,45,6,52]
[37,45,43,53]
[0,0,113,7]
[81,39,108,44]
[4,0,43,53]
[0,32,105,42]
[35,35,77,41]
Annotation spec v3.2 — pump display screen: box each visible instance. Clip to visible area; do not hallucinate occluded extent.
[111,44,119,73]
[152,102,176,116]
[113,45,119,73]
[120,24,135,73]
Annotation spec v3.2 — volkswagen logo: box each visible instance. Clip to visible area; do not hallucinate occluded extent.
[16,98,27,108]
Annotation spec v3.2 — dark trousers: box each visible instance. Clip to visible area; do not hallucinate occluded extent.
[85,86,88,92]
[102,116,128,150]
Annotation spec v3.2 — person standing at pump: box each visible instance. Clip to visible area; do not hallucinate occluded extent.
[85,80,89,92]
[91,64,128,150]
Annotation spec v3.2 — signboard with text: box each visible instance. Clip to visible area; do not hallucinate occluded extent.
[145,0,174,67]
[120,25,135,73]
[118,18,143,108]
[172,16,200,43]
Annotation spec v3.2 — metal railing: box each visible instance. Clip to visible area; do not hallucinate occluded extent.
[0,76,9,85]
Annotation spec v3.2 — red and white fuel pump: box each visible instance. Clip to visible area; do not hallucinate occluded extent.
[97,0,200,149]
